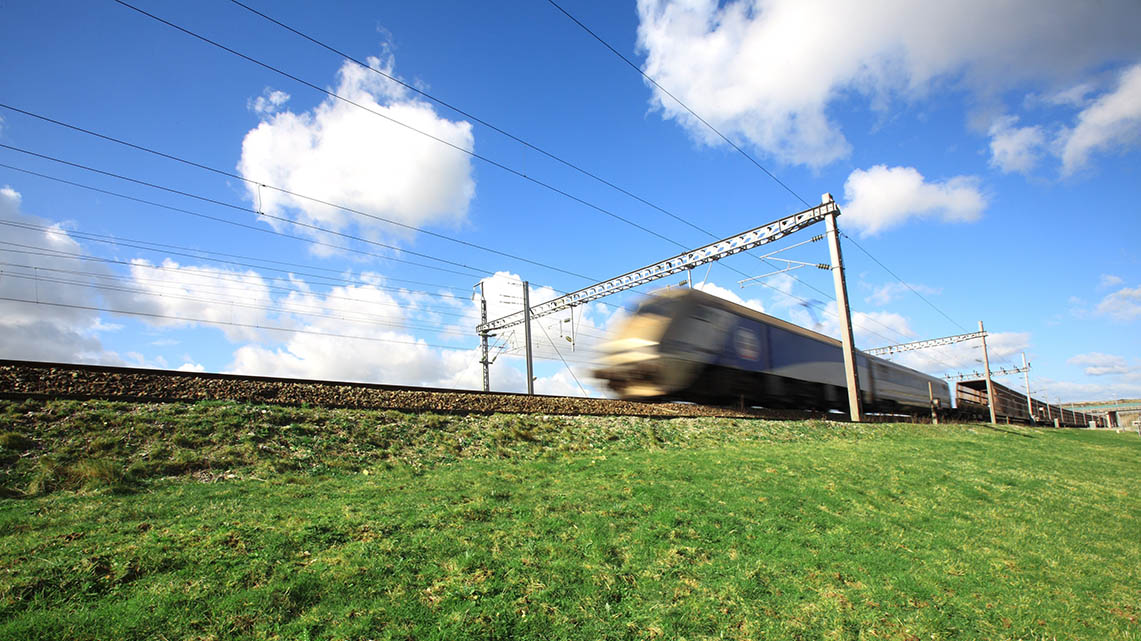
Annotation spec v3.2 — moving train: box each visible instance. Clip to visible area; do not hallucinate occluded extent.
[594,288,951,413]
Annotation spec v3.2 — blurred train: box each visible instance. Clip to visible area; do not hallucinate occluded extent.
[594,288,950,414]
[594,288,1099,426]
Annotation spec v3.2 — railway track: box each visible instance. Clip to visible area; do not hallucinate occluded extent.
[0,359,839,420]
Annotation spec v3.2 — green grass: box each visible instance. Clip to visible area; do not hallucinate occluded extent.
[1,400,1139,640]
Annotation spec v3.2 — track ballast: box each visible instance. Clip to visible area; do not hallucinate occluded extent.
[0,359,842,420]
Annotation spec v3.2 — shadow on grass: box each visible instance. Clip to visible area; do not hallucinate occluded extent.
[978,423,1036,438]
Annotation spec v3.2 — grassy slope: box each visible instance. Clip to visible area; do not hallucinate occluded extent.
[1,400,1139,640]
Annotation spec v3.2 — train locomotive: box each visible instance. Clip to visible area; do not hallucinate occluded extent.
[594,288,951,413]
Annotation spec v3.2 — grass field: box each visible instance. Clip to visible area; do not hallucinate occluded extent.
[1,399,1139,640]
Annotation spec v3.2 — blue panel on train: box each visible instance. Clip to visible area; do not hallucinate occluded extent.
[710,315,769,372]
[768,322,843,371]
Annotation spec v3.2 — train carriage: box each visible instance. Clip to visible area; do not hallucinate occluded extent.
[595,288,951,413]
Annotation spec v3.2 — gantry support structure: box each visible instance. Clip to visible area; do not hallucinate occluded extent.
[475,195,864,420]
[864,331,987,356]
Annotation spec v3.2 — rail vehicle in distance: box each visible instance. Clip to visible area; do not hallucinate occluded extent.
[594,288,951,414]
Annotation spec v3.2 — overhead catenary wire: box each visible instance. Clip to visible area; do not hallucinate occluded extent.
[223,0,717,242]
[546,1,973,348]
[0,229,475,305]
[0,295,482,352]
[0,258,474,321]
[546,0,809,209]
[0,270,477,336]
[107,1,690,253]
[5,11,955,374]
[842,232,969,333]
[0,105,602,282]
[0,162,484,279]
[0,146,501,277]
[0,216,475,295]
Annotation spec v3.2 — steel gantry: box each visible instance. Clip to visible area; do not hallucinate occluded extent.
[863,330,987,356]
[475,195,868,421]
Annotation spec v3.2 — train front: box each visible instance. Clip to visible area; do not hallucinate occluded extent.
[592,291,702,399]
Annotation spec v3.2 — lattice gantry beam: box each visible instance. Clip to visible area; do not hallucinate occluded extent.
[477,200,838,333]
[864,331,987,356]
[944,366,1028,382]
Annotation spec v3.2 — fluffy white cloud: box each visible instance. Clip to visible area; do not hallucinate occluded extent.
[1059,63,1141,175]
[841,165,985,235]
[238,53,475,241]
[117,259,276,342]
[891,331,1030,375]
[1036,377,1141,404]
[865,281,941,307]
[0,187,122,364]
[635,0,1141,167]
[693,282,765,313]
[988,116,1046,174]
[1067,352,1133,377]
[248,88,291,115]
[1095,284,1141,321]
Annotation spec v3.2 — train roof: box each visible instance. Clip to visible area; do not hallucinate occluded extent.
[648,287,844,347]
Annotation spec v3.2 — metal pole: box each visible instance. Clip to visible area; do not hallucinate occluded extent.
[523,281,534,395]
[824,196,863,422]
[928,381,939,424]
[479,285,490,392]
[979,320,997,425]
[1022,352,1033,423]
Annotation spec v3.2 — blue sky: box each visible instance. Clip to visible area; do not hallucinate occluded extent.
[1,0,1139,402]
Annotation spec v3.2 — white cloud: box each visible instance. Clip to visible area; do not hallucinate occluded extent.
[852,311,913,344]
[237,52,475,242]
[693,282,765,313]
[1036,377,1141,404]
[841,165,985,235]
[176,362,206,373]
[892,331,1030,375]
[1067,352,1133,377]
[0,187,122,365]
[117,259,276,342]
[987,116,1046,174]
[865,281,941,306]
[1099,274,1124,290]
[635,0,1141,167]
[248,88,291,115]
[1060,63,1141,175]
[1095,284,1141,321]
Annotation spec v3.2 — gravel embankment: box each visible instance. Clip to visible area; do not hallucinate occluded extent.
[0,360,800,419]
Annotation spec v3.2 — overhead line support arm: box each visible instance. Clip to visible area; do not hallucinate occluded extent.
[476,200,839,333]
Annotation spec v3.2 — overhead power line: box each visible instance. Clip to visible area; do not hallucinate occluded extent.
[226,0,715,241]
[0,295,480,352]
[0,216,474,295]
[0,144,499,277]
[0,258,473,321]
[0,269,475,335]
[0,104,601,281]
[109,1,690,252]
[0,161,484,279]
[547,0,977,348]
[546,0,809,209]
[0,239,473,306]
[842,233,968,333]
